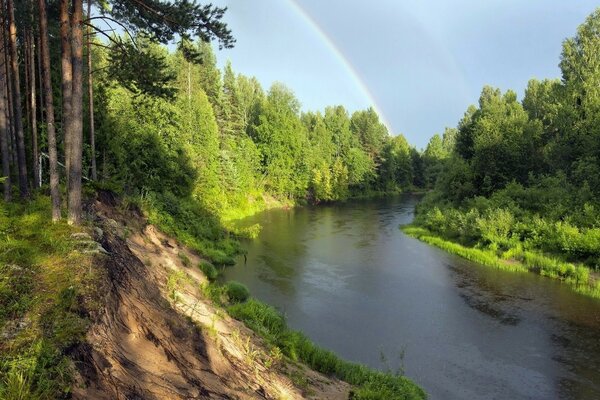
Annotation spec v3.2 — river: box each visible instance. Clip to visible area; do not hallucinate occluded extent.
[222,194,600,399]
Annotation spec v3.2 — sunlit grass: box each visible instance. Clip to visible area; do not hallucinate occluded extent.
[402,225,600,299]
[228,299,426,399]
[0,196,99,399]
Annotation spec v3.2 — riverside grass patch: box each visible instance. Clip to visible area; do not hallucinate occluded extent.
[402,225,600,299]
[228,299,426,400]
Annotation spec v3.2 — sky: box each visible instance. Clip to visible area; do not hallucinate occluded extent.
[210,0,597,149]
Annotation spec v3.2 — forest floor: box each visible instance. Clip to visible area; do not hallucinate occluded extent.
[71,192,350,399]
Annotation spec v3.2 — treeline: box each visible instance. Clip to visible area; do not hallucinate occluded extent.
[415,9,600,280]
[1,0,421,234]
[99,43,420,214]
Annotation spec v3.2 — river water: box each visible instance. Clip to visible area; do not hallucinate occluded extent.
[222,194,600,399]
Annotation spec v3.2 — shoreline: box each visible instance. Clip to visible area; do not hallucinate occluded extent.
[402,225,600,300]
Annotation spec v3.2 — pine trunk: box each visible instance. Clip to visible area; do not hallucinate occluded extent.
[7,0,29,197]
[68,0,83,225]
[60,0,73,189]
[87,0,96,180]
[0,5,11,202]
[38,0,61,220]
[3,21,16,174]
[29,27,39,189]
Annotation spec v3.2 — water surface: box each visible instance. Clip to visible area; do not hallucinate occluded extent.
[223,195,600,399]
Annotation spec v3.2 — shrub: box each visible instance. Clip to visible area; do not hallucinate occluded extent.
[198,261,219,281]
[224,281,250,303]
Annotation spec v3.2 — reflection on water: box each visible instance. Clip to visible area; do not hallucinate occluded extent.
[222,194,600,400]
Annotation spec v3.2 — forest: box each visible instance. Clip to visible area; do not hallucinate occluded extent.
[409,8,600,297]
[0,0,423,261]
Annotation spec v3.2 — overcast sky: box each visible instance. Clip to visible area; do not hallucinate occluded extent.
[210,1,597,148]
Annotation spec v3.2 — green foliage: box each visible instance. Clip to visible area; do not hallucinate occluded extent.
[228,300,425,399]
[198,261,219,281]
[143,192,239,265]
[224,281,250,303]
[410,9,600,300]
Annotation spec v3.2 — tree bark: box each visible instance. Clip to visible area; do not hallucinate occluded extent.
[29,23,40,188]
[69,0,83,224]
[38,0,61,220]
[87,0,96,180]
[24,32,32,170]
[60,0,73,188]
[0,4,11,202]
[7,0,29,197]
[2,12,16,174]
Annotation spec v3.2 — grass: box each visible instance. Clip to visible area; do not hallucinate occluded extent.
[0,196,100,399]
[402,225,600,299]
[228,299,426,400]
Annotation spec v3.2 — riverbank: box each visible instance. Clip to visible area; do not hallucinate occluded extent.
[402,225,600,299]
[0,193,426,399]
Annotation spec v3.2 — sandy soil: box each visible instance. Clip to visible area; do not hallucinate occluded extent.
[71,193,350,400]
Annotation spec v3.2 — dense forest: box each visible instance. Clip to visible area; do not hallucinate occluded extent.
[409,8,600,297]
[0,0,419,212]
[0,0,422,261]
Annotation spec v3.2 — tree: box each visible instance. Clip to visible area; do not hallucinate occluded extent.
[422,133,445,188]
[0,6,10,201]
[559,9,600,168]
[350,107,388,160]
[38,0,61,220]
[251,83,309,197]
[7,0,29,197]
[60,0,73,189]
[65,0,235,224]
[68,0,84,225]
[87,0,97,180]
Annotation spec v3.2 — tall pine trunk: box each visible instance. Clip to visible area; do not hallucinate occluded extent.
[87,0,96,180]
[68,0,83,224]
[60,0,73,189]
[7,0,29,197]
[0,6,11,202]
[38,0,60,220]
[28,24,39,188]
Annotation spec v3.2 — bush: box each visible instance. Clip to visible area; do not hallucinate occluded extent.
[198,261,219,281]
[224,281,250,303]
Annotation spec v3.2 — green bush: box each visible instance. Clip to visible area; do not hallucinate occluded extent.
[224,281,250,303]
[198,261,219,281]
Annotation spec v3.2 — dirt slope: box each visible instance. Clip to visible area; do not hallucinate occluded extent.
[71,195,350,399]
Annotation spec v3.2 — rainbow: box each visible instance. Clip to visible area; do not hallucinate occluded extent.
[286,0,395,135]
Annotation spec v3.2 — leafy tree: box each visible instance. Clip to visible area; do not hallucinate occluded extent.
[350,107,388,160]
[251,83,309,198]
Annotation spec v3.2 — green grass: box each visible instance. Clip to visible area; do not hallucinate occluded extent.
[228,299,426,400]
[141,192,240,265]
[0,196,99,399]
[402,225,600,299]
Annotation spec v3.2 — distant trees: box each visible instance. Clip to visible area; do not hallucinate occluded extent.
[415,8,600,270]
